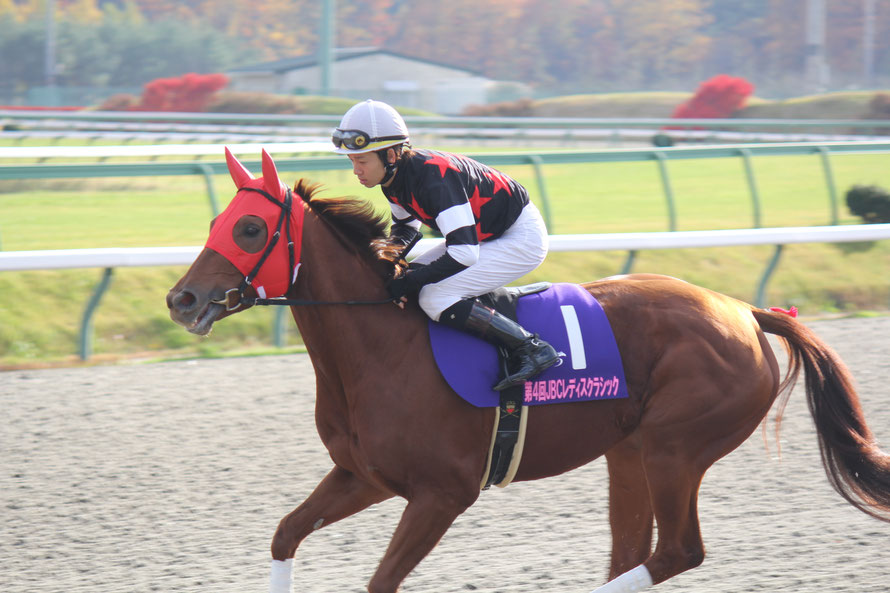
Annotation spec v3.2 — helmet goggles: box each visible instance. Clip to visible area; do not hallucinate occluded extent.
[332,128,406,152]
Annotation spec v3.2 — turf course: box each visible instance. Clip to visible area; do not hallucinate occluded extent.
[1,146,889,367]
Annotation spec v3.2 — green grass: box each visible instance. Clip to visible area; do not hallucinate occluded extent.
[2,145,889,368]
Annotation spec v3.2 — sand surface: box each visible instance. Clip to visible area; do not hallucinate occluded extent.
[2,316,890,593]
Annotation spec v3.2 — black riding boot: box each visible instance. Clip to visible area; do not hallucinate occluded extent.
[439,298,559,391]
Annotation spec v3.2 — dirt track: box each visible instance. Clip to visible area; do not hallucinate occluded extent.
[2,316,890,593]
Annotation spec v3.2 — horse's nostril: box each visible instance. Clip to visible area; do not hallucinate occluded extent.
[171,290,197,312]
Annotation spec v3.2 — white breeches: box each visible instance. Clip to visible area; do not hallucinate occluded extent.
[412,202,549,320]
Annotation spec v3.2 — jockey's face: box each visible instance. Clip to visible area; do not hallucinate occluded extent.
[348,151,387,188]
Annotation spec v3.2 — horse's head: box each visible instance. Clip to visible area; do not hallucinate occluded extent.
[167,148,304,335]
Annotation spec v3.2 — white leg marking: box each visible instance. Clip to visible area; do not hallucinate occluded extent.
[270,558,293,593]
[590,565,653,593]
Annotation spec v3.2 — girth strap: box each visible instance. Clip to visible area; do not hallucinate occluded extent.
[481,367,528,490]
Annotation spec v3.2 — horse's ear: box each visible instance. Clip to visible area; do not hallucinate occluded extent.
[225,147,254,188]
[261,149,286,197]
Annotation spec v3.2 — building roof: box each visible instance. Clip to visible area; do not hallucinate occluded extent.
[228,47,482,77]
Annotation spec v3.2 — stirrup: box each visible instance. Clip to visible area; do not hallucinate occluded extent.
[493,340,559,391]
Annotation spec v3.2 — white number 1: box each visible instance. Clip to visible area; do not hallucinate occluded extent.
[559,305,587,370]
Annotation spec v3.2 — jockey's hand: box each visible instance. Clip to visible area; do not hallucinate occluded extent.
[386,273,413,307]
[387,264,431,308]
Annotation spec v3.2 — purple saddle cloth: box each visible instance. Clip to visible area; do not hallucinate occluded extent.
[429,283,629,408]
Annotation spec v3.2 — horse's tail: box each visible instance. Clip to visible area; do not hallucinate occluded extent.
[753,308,890,522]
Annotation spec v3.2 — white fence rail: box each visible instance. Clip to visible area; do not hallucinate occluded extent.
[4,111,890,148]
[0,141,332,160]
[4,224,890,271]
[2,129,889,155]
[545,224,890,251]
[3,223,890,360]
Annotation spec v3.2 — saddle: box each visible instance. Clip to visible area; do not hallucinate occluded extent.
[428,282,630,490]
[477,281,552,316]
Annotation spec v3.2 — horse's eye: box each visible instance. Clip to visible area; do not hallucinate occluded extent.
[244,224,261,237]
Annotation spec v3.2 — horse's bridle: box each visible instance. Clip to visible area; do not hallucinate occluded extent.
[210,186,410,310]
[212,186,296,311]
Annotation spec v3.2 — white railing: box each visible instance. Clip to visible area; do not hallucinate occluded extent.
[2,129,888,155]
[0,141,332,160]
[3,223,890,360]
[4,224,890,271]
[544,224,890,251]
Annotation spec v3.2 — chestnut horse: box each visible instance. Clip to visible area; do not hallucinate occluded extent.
[167,149,890,593]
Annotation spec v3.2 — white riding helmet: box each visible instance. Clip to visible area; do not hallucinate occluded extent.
[332,99,409,154]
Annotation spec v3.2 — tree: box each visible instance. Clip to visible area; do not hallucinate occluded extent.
[0,7,256,97]
[0,16,46,95]
[516,0,599,87]
[701,0,771,82]
[599,0,713,88]
[2,0,888,102]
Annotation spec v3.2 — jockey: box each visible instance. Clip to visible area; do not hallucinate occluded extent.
[333,99,558,391]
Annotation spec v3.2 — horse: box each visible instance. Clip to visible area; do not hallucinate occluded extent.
[166,149,890,593]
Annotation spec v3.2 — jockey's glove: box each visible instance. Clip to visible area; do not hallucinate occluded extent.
[386,253,469,302]
[386,271,419,300]
[389,224,422,249]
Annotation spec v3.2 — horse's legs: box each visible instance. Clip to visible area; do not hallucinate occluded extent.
[636,443,706,584]
[270,465,392,592]
[594,397,764,592]
[596,403,769,591]
[605,435,654,579]
[592,440,706,593]
[367,493,471,593]
[632,382,777,587]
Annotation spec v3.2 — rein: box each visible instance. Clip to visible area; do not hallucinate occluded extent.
[242,296,395,307]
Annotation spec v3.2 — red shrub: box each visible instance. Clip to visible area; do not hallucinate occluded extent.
[672,75,754,120]
[130,73,229,112]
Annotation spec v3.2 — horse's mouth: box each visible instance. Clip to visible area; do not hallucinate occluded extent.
[188,302,226,336]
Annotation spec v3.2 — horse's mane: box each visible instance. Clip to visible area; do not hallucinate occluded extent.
[293,179,403,275]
